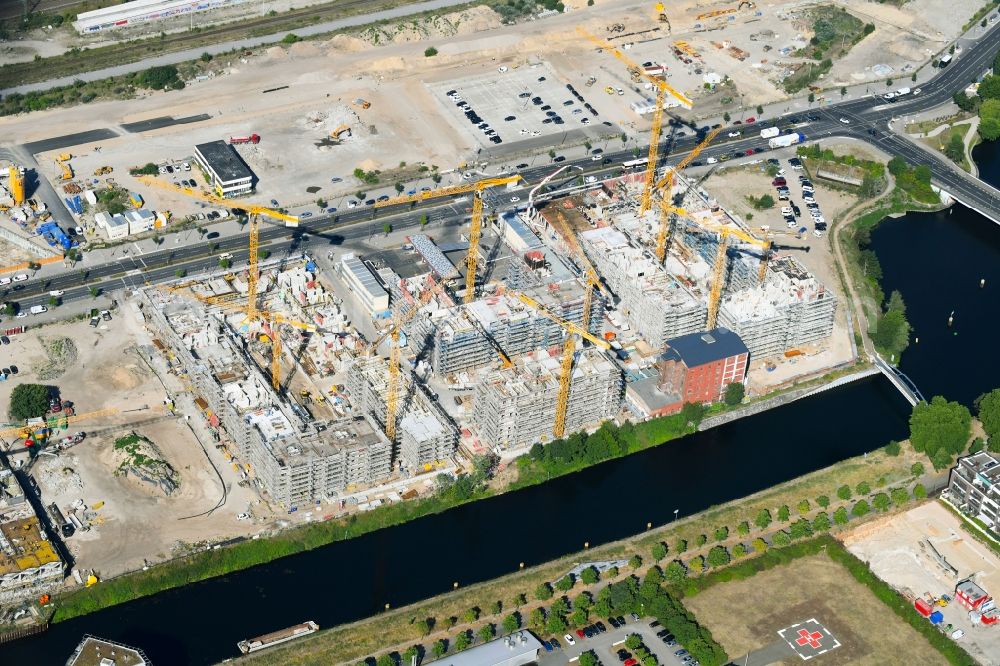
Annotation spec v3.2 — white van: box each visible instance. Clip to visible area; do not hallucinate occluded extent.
[30,305,48,315]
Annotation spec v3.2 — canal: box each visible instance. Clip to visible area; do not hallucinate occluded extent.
[869,139,1000,406]
[0,377,910,665]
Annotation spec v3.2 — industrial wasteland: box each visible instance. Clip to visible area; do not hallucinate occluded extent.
[3,0,1000,664]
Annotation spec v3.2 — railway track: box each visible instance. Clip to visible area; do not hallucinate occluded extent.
[1,0,402,88]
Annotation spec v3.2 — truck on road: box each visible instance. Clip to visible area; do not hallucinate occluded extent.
[759,127,780,139]
[768,132,805,149]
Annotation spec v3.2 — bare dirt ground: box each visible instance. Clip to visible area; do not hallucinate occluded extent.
[699,153,856,391]
[685,553,951,666]
[843,501,1000,666]
[0,303,266,581]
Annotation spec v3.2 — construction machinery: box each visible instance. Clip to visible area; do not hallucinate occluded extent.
[0,407,119,454]
[93,166,113,176]
[229,134,261,145]
[580,29,693,218]
[55,156,73,182]
[352,98,371,110]
[511,290,610,439]
[655,2,671,28]
[138,177,299,324]
[652,125,723,261]
[697,3,754,21]
[374,175,520,304]
[329,124,351,140]
[7,166,25,205]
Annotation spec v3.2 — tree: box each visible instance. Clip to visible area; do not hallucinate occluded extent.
[687,555,705,574]
[797,499,810,515]
[883,440,901,457]
[606,566,619,579]
[890,487,910,506]
[954,91,979,112]
[777,505,790,522]
[534,583,553,601]
[652,542,668,561]
[706,546,730,567]
[432,640,447,658]
[754,508,772,530]
[219,258,232,269]
[808,92,815,103]
[852,500,871,518]
[840,86,848,97]
[975,389,1000,444]
[833,506,849,525]
[789,519,813,540]
[911,461,925,477]
[48,295,60,308]
[625,634,643,650]
[419,214,428,227]
[464,608,479,623]
[529,607,546,628]
[415,618,431,636]
[872,492,891,512]
[555,575,574,592]
[887,156,908,176]
[549,149,557,160]
[579,651,599,666]
[695,533,707,547]
[395,182,405,194]
[723,111,731,122]
[675,539,688,553]
[661,559,685,585]
[377,655,395,666]
[812,512,831,532]
[945,133,966,164]
[732,543,747,558]
[550,598,569,617]
[581,567,599,585]
[454,631,471,651]
[571,607,589,627]
[713,526,728,542]
[175,268,187,278]
[837,484,852,501]
[2,303,15,316]
[383,223,393,235]
[724,382,744,406]
[981,98,1000,140]
[913,483,927,499]
[424,47,438,57]
[856,481,871,496]
[737,520,750,536]
[9,384,50,421]
[489,600,502,616]
[575,591,593,610]
[909,396,972,468]
[886,78,893,87]
[751,537,767,553]
[502,612,520,634]
[816,495,830,508]
[513,592,527,608]
[478,624,495,643]
[772,530,791,547]
[546,612,567,634]
[756,105,764,115]
[629,554,642,569]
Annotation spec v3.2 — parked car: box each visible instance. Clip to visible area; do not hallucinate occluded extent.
[565,634,576,646]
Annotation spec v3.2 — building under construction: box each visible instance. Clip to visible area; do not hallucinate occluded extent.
[142,290,394,507]
[0,463,64,603]
[471,348,623,451]
[347,357,458,473]
[579,226,706,348]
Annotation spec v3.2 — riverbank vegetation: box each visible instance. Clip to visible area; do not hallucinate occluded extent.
[50,407,705,622]
[237,445,931,666]
[909,396,973,470]
[975,388,1000,451]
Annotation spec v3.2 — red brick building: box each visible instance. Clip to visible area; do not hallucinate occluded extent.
[658,328,749,404]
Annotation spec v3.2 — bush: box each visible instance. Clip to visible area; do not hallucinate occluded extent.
[911,462,925,477]
[424,47,439,57]
[852,500,871,517]
[652,542,668,561]
[777,505,790,522]
[856,481,871,496]
[136,65,181,90]
[746,194,775,210]
[555,575,574,591]
[9,384,51,420]
[797,499,810,514]
[913,483,927,499]
[534,583,553,601]
[816,495,830,508]
[890,487,910,506]
[581,567,599,585]
[884,440,901,456]
[281,33,301,44]
[723,382,744,406]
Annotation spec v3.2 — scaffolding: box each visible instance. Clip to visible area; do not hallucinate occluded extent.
[579,226,706,349]
[471,348,623,450]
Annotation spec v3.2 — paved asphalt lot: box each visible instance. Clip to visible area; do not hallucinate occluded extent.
[538,618,695,666]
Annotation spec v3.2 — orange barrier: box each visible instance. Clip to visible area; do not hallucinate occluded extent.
[0,254,65,274]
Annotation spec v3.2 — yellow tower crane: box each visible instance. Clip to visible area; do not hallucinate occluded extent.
[652,125,724,261]
[374,175,520,304]
[580,29,693,217]
[138,177,299,324]
[511,290,611,439]
[547,209,610,332]
[696,223,771,330]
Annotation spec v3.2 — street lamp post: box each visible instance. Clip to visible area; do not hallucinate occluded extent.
[673,509,679,522]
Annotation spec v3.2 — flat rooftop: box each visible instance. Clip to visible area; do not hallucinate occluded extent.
[0,512,60,576]
[66,635,150,666]
[194,140,254,183]
[481,347,615,397]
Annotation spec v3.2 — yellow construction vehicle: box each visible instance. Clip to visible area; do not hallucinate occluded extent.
[330,124,351,139]
[57,153,72,162]
[138,176,299,325]
[7,166,25,205]
[352,98,371,110]
[580,29,693,218]
[374,175,520,304]
[55,158,73,182]
[93,166,113,176]
[510,290,611,439]
[0,407,119,455]
[655,2,671,28]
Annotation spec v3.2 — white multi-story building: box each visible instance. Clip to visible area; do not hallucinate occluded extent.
[194,140,255,197]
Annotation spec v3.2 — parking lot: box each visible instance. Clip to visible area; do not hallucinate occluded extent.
[429,63,600,149]
[537,616,697,666]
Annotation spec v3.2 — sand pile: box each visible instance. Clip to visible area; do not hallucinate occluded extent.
[357,6,502,47]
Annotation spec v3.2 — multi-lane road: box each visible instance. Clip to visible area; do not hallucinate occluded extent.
[6,15,1000,314]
